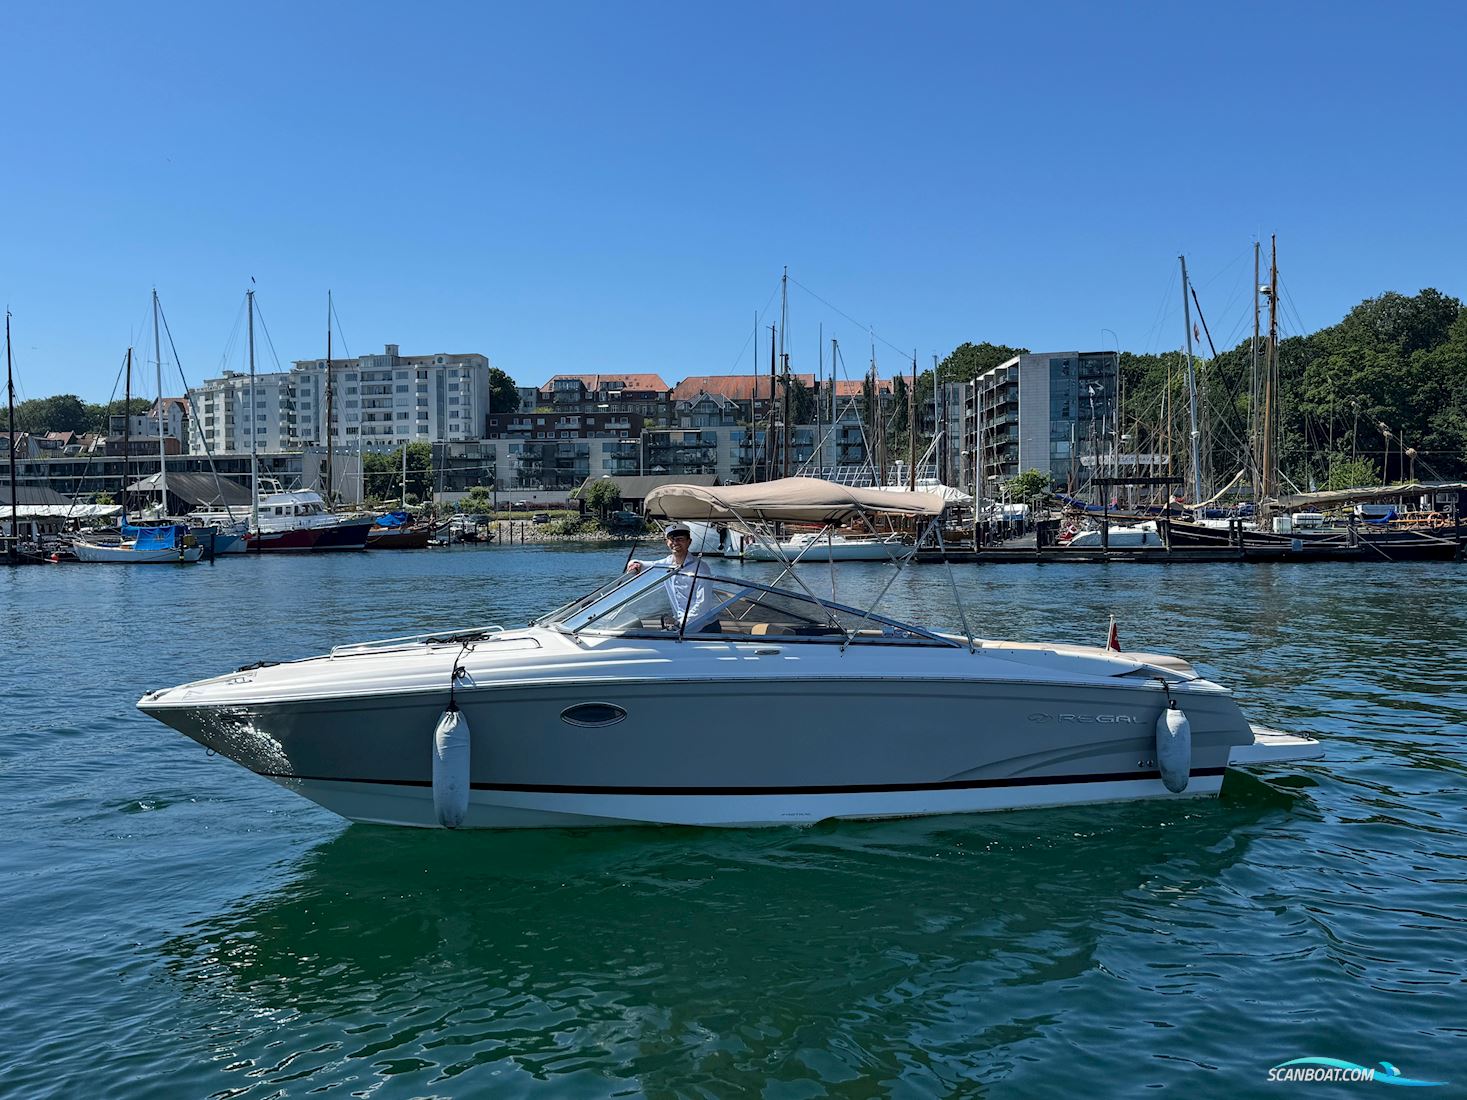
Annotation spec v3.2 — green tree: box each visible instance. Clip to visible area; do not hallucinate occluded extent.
[1324,454,1379,491]
[582,479,622,519]
[459,485,493,513]
[1005,469,1053,506]
[891,374,909,437]
[363,443,433,501]
[937,342,1028,385]
[781,374,816,425]
[361,449,395,499]
[487,368,519,414]
[15,394,90,434]
[860,373,878,456]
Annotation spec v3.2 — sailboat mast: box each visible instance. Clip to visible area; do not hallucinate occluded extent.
[750,310,757,480]
[1179,255,1202,504]
[247,289,258,534]
[1251,241,1261,498]
[765,323,777,482]
[831,338,840,469]
[780,268,791,479]
[153,290,168,517]
[122,347,132,523]
[908,354,917,491]
[933,353,942,485]
[815,323,823,477]
[1263,234,1279,500]
[401,438,408,508]
[5,313,17,557]
[325,291,333,504]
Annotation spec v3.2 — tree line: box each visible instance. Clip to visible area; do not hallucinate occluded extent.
[8,394,154,437]
[1114,288,1465,489]
[892,290,1466,492]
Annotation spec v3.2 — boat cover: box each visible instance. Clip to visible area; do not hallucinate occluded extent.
[374,511,411,528]
[645,477,945,524]
[121,523,186,550]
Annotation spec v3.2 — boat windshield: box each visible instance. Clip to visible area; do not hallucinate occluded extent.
[547,566,956,646]
[534,569,647,628]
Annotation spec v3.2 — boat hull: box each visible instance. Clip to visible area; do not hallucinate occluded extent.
[311,520,373,551]
[246,527,321,552]
[270,771,1229,828]
[72,541,204,563]
[141,663,1264,828]
[367,525,432,550]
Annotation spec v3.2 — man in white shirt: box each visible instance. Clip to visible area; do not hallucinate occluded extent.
[628,523,716,629]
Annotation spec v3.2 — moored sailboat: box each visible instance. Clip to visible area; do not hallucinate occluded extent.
[72,346,203,564]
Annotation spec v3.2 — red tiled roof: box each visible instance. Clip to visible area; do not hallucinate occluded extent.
[671,374,814,402]
[543,373,671,392]
[671,375,888,402]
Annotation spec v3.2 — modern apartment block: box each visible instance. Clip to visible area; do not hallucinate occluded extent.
[188,345,492,455]
[964,351,1119,492]
[483,408,647,492]
[187,369,295,456]
[538,374,672,426]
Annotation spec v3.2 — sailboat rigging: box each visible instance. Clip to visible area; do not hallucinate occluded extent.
[71,347,202,563]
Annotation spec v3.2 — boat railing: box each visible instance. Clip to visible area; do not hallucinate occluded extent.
[329,625,505,658]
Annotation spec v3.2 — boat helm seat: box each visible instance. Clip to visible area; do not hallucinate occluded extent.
[748,623,795,636]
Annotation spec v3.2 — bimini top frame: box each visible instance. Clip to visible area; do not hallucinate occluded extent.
[643,476,978,653]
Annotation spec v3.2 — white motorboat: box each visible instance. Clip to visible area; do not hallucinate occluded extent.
[1066,522,1165,549]
[191,480,374,552]
[741,529,910,562]
[138,478,1321,829]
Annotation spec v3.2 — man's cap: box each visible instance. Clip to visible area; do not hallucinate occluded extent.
[665,523,692,538]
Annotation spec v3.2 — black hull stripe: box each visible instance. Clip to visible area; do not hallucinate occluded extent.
[256,767,1228,796]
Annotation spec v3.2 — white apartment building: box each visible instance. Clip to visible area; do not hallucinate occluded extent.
[188,344,491,455]
[188,370,294,455]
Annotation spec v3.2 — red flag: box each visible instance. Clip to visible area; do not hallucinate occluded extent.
[1106,614,1120,652]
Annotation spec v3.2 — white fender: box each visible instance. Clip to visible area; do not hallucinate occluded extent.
[1156,700,1192,793]
[432,706,471,828]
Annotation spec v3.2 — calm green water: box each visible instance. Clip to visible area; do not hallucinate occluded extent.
[2,548,1464,1097]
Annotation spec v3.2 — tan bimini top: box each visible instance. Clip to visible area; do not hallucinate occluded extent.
[644,477,946,526]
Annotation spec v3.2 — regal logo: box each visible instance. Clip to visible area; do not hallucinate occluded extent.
[1027,713,1137,725]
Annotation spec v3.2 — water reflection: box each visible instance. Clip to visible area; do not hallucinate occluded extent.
[162,794,1286,1096]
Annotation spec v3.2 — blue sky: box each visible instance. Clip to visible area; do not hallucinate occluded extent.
[3,1,1463,403]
